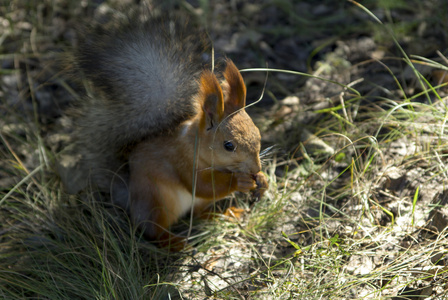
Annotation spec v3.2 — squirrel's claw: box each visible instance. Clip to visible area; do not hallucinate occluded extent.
[250,172,268,200]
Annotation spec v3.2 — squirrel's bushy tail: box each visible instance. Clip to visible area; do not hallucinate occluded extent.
[73,10,206,197]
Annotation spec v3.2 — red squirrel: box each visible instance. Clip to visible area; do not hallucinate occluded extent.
[69,11,268,248]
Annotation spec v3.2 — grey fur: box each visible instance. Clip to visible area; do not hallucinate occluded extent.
[73,12,206,198]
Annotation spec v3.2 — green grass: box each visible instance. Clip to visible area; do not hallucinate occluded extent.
[2,0,448,299]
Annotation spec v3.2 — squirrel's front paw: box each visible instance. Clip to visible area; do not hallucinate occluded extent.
[251,172,268,200]
[234,173,257,193]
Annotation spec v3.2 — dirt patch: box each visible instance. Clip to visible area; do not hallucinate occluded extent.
[1,0,448,299]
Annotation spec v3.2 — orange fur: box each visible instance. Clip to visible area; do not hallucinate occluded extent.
[72,14,268,251]
[128,60,268,250]
[223,59,247,113]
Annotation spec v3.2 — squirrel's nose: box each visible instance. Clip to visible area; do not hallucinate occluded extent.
[249,159,261,175]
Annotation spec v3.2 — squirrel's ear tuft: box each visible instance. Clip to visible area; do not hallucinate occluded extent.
[199,70,224,129]
[223,59,247,114]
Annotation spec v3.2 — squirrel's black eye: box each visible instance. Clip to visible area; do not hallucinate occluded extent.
[223,141,235,152]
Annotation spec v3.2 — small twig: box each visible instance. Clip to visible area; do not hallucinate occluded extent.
[339,78,364,124]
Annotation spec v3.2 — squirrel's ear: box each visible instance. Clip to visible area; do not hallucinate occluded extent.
[199,70,224,130]
[223,59,247,114]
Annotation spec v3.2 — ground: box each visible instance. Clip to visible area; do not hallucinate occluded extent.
[1,0,448,299]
